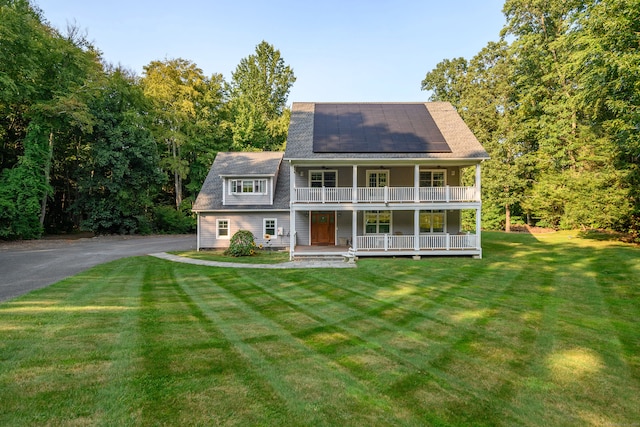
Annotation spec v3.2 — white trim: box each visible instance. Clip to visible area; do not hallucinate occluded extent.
[365,169,390,187]
[228,178,268,195]
[263,218,277,239]
[269,177,274,205]
[363,210,392,235]
[197,214,201,251]
[290,162,296,259]
[216,218,230,239]
[222,179,226,205]
[419,169,447,187]
[419,209,447,234]
[308,169,338,187]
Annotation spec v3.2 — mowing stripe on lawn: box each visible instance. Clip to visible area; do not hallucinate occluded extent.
[205,261,528,425]
[168,266,412,426]
[0,258,144,425]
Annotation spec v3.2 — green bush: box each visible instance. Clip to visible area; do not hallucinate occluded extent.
[224,230,255,257]
[153,205,195,234]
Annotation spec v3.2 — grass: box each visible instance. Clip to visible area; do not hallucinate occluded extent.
[1,231,639,426]
[172,248,290,264]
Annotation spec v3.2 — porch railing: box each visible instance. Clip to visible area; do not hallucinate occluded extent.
[356,233,478,252]
[294,186,478,204]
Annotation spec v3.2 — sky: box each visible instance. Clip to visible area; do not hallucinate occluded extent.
[35,0,507,104]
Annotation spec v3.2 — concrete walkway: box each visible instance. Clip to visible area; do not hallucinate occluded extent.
[150,252,356,269]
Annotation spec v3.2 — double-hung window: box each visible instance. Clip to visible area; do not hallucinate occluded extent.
[230,179,267,194]
[217,219,230,239]
[367,170,389,187]
[419,210,445,233]
[310,170,337,188]
[364,211,391,234]
[419,170,445,187]
[263,218,276,238]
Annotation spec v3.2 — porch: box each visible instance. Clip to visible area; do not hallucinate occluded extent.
[291,233,480,258]
[356,232,478,252]
[289,207,482,259]
[293,186,479,204]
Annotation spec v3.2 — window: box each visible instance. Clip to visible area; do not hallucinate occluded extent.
[367,170,389,187]
[364,211,391,234]
[420,170,445,187]
[420,210,445,233]
[217,219,230,239]
[309,170,337,188]
[263,218,276,238]
[230,179,267,194]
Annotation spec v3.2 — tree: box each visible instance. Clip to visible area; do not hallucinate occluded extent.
[423,42,534,231]
[0,0,100,238]
[72,68,164,234]
[423,0,638,232]
[142,58,226,209]
[570,0,640,234]
[421,57,468,110]
[502,0,630,229]
[227,41,296,151]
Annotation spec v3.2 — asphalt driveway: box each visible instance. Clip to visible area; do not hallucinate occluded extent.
[0,234,196,302]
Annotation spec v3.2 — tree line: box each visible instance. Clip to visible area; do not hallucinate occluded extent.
[0,0,295,239]
[423,0,639,239]
[2,0,639,241]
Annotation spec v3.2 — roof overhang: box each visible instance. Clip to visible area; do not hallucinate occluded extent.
[285,158,488,167]
[219,174,276,178]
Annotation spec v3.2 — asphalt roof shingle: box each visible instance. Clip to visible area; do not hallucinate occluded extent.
[192,152,289,212]
[284,102,489,160]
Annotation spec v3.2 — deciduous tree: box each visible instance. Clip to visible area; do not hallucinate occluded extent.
[142,58,226,209]
[227,41,295,151]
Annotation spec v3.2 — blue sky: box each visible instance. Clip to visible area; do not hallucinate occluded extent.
[36,0,506,103]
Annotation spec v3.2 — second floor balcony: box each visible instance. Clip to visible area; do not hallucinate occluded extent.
[293,185,479,204]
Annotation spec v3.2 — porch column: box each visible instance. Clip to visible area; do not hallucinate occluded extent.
[475,163,482,201]
[290,162,297,203]
[414,164,420,203]
[414,209,420,251]
[352,165,358,203]
[476,163,482,258]
[352,209,358,250]
[476,207,482,255]
[289,162,296,259]
[196,214,201,251]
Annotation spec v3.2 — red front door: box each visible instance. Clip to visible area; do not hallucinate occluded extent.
[311,212,335,245]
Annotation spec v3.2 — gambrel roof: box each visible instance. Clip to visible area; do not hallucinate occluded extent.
[192,152,289,212]
[284,102,489,161]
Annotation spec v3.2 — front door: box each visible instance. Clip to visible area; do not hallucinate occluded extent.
[311,212,335,245]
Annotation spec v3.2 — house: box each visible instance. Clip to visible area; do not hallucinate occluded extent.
[193,102,489,258]
[192,151,290,250]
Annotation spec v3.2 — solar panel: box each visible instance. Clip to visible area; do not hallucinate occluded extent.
[312,104,451,153]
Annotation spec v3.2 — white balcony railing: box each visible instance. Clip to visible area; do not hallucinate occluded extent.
[294,186,478,204]
[356,233,478,252]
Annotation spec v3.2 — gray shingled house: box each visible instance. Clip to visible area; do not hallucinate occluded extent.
[193,102,489,258]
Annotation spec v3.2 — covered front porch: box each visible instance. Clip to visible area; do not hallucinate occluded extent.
[289,208,482,259]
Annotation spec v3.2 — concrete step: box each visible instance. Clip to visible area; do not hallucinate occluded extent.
[293,255,347,262]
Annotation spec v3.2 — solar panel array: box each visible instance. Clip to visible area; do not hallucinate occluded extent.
[312,103,451,153]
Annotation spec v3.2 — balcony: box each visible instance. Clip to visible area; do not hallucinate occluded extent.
[293,186,479,204]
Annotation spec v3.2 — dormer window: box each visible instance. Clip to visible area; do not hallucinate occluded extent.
[230,179,267,195]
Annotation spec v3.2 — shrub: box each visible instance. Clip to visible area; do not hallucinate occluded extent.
[153,205,195,234]
[224,230,255,257]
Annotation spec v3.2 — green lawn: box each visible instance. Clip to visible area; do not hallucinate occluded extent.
[173,248,290,264]
[1,231,639,426]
